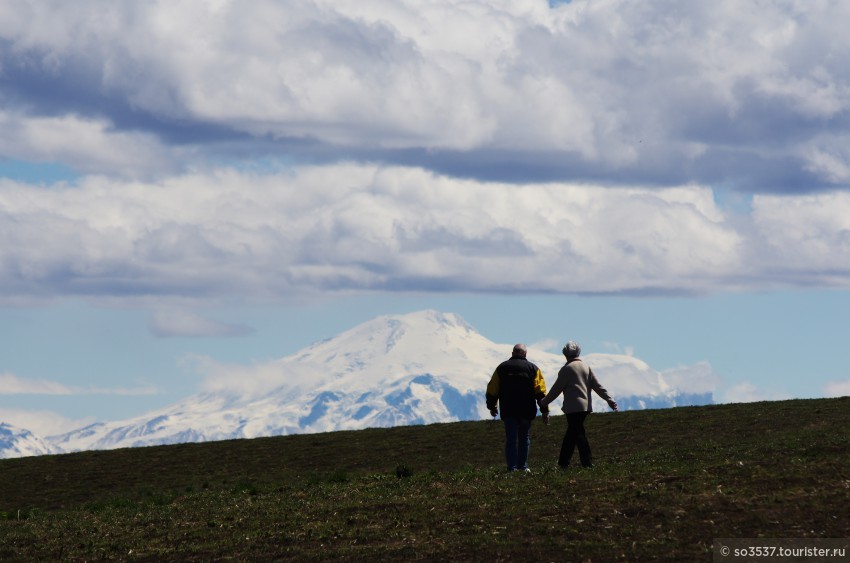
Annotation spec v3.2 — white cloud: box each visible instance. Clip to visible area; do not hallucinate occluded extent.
[149,310,254,338]
[0,408,94,438]
[0,372,74,395]
[719,381,792,404]
[180,353,291,399]
[824,378,850,397]
[3,163,850,302]
[601,342,635,356]
[751,191,850,281]
[3,0,850,188]
[0,112,178,178]
[804,142,850,184]
[529,338,560,354]
[661,361,721,395]
[721,382,760,403]
[0,372,158,396]
[0,165,752,302]
[583,353,720,400]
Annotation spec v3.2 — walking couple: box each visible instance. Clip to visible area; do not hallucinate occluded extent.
[485,341,618,472]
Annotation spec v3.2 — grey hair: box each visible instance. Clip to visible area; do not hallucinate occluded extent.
[562,341,581,359]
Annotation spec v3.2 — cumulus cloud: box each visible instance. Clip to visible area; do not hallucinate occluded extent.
[0,164,749,301]
[1,0,850,189]
[0,111,178,178]
[2,164,850,302]
[751,191,850,283]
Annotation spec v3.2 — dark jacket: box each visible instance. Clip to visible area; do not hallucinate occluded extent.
[486,356,548,419]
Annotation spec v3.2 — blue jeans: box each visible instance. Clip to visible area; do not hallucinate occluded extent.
[503,417,532,471]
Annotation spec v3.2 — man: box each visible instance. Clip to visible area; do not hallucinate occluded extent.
[540,341,618,469]
[486,343,549,473]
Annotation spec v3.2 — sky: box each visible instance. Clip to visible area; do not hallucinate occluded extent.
[2,0,850,437]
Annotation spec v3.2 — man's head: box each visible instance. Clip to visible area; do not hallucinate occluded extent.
[562,341,581,360]
[512,343,527,358]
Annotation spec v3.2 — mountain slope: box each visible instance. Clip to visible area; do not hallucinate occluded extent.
[47,310,711,453]
[0,423,60,459]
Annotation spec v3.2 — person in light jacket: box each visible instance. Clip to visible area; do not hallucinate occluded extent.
[540,341,618,468]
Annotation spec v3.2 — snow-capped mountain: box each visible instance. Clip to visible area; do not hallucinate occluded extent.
[0,423,62,459]
[44,309,711,453]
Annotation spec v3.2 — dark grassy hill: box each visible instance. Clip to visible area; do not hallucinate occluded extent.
[1,397,848,561]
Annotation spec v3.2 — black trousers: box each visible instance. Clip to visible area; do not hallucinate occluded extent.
[559,411,592,467]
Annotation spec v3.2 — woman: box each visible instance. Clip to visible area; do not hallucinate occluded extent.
[540,341,618,468]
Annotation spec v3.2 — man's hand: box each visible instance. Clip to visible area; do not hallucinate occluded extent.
[537,398,550,425]
[489,408,498,418]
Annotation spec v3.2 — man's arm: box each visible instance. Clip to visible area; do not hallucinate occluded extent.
[485,369,500,415]
[532,368,550,419]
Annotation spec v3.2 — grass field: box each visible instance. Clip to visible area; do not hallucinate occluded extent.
[1,397,848,561]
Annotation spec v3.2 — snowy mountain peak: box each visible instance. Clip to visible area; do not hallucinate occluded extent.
[31,310,712,455]
[280,309,500,394]
[0,422,61,459]
[302,309,477,357]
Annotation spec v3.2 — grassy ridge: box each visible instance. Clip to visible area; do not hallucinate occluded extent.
[1,397,848,561]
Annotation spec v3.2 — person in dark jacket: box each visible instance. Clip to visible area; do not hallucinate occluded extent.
[486,344,549,472]
[540,341,618,468]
